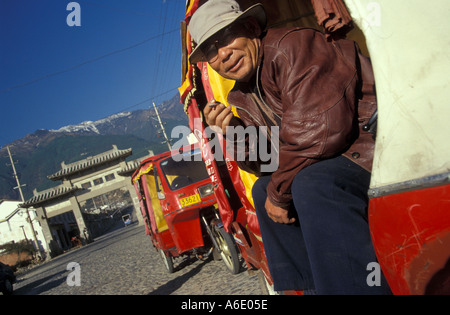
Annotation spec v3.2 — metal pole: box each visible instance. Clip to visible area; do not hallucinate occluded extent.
[7,146,42,259]
[152,102,172,150]
[7,146,25,202]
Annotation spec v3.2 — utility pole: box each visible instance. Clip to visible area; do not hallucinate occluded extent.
[7,146,42,259]
[6,146,26,202]
[152,101,172,150]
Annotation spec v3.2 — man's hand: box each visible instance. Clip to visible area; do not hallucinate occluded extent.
[265,197,296,224]
[203,99,235,135]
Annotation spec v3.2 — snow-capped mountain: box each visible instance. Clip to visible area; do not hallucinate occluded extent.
[51,112,133,134]
[0,94,189,200]
[1,94,187,156]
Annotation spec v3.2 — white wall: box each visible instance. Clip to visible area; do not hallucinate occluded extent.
[0,201,48,253]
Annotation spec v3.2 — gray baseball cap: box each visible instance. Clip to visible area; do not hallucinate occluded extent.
[188,0,266,64]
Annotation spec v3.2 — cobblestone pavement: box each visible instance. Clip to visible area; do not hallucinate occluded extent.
[13,224,263,295]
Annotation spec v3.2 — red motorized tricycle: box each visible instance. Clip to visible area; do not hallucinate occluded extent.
[132,145,240,274]
[179,0,364,295]
[180,0,450,295]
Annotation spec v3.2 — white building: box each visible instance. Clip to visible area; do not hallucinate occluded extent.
[0,200,48,255]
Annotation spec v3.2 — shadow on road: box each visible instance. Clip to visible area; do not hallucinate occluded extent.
[13,269,67,295]
[147,258,209,295]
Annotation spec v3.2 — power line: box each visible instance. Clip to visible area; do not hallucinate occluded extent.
[150,0,170,100]
[116,87,179,113]
[0,28,179,94]
[82,1,156,17]
[154,0,184,99]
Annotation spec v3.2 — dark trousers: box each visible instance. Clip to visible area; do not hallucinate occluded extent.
[252,156,391,294]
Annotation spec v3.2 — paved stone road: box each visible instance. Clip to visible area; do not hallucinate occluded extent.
[13,224,262,295]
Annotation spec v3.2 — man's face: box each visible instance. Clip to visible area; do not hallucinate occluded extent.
[204,19,261,82]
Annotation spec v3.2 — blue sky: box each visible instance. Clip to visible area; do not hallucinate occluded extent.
[0,0,186,147]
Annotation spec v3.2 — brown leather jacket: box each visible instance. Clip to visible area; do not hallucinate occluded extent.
[227,27,377,207]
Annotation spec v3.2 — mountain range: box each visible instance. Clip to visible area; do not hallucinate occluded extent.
[0,94,189,201]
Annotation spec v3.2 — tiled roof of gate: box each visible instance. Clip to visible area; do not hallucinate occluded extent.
[21,186,80,208]
[117,160,141,176]
[48,145,132,181]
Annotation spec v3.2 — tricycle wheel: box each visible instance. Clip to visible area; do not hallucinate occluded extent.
[159,248,174,273]
[212,225,240,274]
